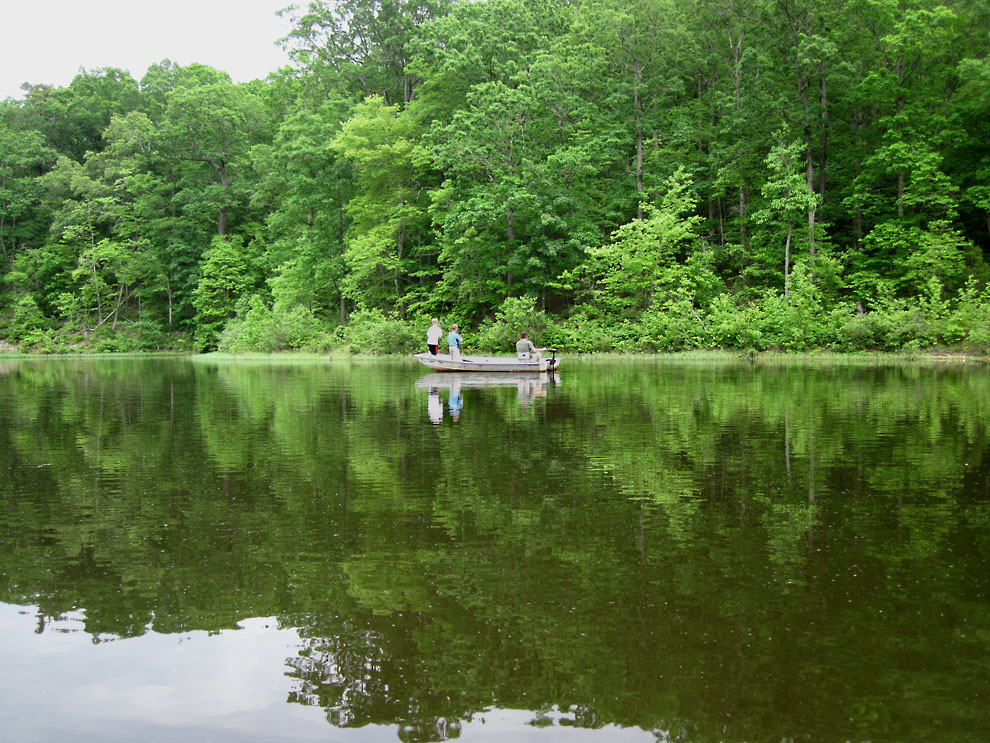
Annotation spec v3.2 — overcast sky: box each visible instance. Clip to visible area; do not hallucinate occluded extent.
[1,0,297,100]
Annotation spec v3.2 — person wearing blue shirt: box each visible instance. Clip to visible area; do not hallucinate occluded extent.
[447,324,463,360]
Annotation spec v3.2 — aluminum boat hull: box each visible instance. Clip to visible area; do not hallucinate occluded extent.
[414,352,560,373]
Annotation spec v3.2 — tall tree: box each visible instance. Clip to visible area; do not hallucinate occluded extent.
[754,137,820,297]
[571,0,692,218]
[160,82,270,237]
[429,81,542,308]
[331,96,433,317]
[19,68,141,162]
[281,0,455,104]
[139,61,233,122]
[0,107,55,288]
[569,167,715,319]
[259,101,354,324]
[192,235,257,349]
[409,0,573,120]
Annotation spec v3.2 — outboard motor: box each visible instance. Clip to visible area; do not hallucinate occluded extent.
[547,348,558,373]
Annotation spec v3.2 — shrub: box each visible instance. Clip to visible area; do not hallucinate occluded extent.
[126,320,170,350]
[218,295,334,353]
[278,305,329,351]
[966,322,990,353]
[944,279,990,351]
[638,303,707,351]
[839,311,892,351]
[7,295,47,343]
[758,266,841,350]
[552,312,614,353]
[707,293,765,349]
[231,295,278,352]
[838,303,935,351]
[475,296,551,352]
[92,328,141,353]
[192,236,255,351]
[610,320,647,352]
[342,309,419,354]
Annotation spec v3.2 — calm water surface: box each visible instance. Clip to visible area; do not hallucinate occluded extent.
[1,356,988,742]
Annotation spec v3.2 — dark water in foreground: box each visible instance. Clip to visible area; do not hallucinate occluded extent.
[1,356,988,743]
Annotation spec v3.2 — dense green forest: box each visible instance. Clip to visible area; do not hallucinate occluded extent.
[2,0,990,354]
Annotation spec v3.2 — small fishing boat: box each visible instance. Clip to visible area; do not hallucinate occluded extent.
[413,349,560,373]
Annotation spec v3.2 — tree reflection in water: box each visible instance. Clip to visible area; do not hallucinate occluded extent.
[1,357,988,742]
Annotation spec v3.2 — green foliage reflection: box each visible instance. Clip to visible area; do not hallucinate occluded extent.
[0,358,988,741]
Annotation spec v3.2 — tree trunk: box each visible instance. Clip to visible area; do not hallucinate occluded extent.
[897,168,905,218]
[337,185,347,326]
[739,186,749,280]
[782,0,817,255]
[215,161,232,235]
[853,204,863,249]
[506,202,515,294]
[395,224,405,320]
[730,27,747,272]
[803,124,816,257]
[717,196,725,248]
[852,118,864,250]
[708,123,716,224]
[0,216,7,267]
[91,260,102,324]
[818,64,828,202]
[729,27,743,102]
[635,75,644,220]
[111,284,124,331]
[896,58,905,218]
[784,220,792,298]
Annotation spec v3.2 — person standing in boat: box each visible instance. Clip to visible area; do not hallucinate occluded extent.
[516,332,544,362]
[447,324,463,360]
[426,318,443,355]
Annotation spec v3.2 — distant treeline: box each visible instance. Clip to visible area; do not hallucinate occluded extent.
[1,0,989,354]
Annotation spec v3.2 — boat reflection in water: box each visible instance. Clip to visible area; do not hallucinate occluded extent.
[416,372,559,420]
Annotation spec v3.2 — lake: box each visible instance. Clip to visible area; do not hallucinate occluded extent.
[1,356,988,742]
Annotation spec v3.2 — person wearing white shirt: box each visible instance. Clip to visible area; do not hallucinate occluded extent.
[426,318,443,355]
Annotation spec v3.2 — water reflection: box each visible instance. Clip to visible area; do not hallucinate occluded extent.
[1,357,988,742]
[416,372,558,418]
[0,603,337,743]
[448,382,462,421]
[428,385,443,424]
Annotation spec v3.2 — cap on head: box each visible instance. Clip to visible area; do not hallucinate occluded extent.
[431,318,439,323]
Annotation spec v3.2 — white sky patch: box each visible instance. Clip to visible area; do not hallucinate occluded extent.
[1,0,297,100]
[1,602,659,742]
[0,604,340,742]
